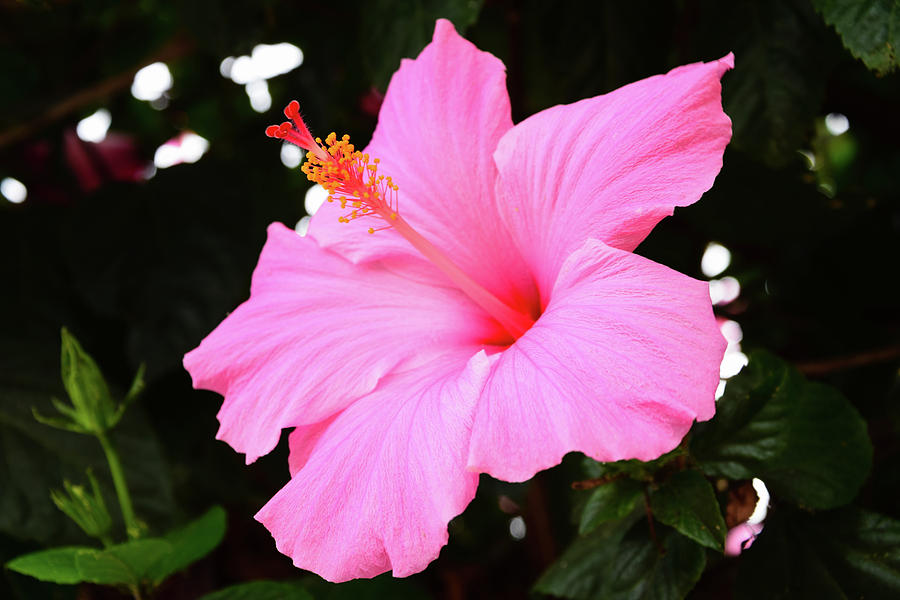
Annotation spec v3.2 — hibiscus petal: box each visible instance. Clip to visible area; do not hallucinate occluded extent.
[494,55,733,301]
[309,19,536,313]
[286,414,336,476]
[256,350,494,582]
[183,222,494,463]
[468,238,725,482]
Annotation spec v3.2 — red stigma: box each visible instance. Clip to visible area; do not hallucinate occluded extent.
[265,101,321,154]
[284,100,301,120]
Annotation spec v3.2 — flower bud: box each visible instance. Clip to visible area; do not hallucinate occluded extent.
[33,328,145,435]
[59,327,117,432]
[50,470,112,542]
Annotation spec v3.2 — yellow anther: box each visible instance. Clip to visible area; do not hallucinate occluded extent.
[296,130,400,234]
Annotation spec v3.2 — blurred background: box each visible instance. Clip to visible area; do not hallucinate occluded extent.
[1,1,898,598]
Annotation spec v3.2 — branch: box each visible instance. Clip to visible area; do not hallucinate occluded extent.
[0,36,192,150]
[796,345,900,377]
[571,472,627,491]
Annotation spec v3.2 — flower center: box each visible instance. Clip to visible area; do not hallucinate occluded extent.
[267,101,535,340]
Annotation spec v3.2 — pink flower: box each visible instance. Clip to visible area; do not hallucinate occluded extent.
[184,19,732,582]
[64,130,148,193]
[725,522,764,556]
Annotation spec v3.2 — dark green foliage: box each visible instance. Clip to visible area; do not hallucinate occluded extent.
[199,581,314,600]
[736,508,900,599]
[579,479,644,535]
[361,0,485,89]
[648,471,726,552]
[536,516,706,600]
[692,351,873,509]
[812,0,900,75]
[548,347,877,599]
[197,574,432,600]
[723,0,835,166]
[301,574,434,599]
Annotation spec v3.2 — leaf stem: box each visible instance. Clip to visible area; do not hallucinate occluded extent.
[570,473,627,491]
[644,489,664,555]
[96,430,139,539]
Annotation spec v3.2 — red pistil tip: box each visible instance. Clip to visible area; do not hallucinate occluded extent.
[265,101,333,164]
[262,102,533,340]
[265,101,398,227]
[284,100,300,119]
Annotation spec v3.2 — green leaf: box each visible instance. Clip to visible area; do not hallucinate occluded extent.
[536,516,638,599]
[49,397,80,423]
[198,581,314,600]
[535,515,706,600]
[146,505,227,584]
[736,508,900,599]
[123,364,146,407]
[360,0,484,89]
[581,448,686,483]
[30,408,86,434]
[649,470,727,552]
[812,0,900,75]
[9,510,225,589]
[579,478,645,534]
[6,539,170,587]
[110,363,146,429]
[723,0,833,166]
[691,350,872,509]
[5,547,86,584]
[73,539,171,586]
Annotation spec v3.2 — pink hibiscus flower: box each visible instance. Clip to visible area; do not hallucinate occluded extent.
[184,19,732,582]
